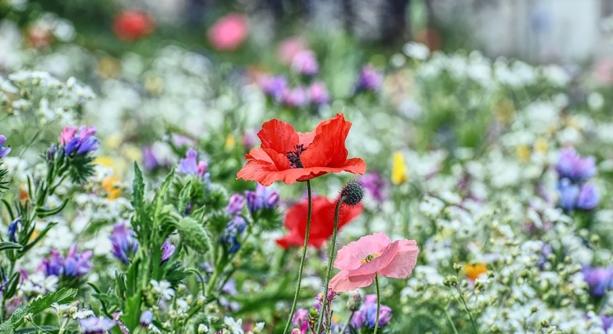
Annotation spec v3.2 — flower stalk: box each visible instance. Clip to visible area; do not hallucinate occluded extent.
[283,180,313,334]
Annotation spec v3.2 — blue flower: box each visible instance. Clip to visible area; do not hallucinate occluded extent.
[245,184,279,214]
[221,216,247,254]
[582,266,612,298]
[557,179,580,211]
[351,294,392,329]
[576,183,599,210]
[109,223,139,264]
[7,218,20,242]
[0,135,11,158]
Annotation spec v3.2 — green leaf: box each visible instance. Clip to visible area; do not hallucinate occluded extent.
[0,241,23,252]
[131,163,145,213]
[122,293,142,331]
[35,199,69,218]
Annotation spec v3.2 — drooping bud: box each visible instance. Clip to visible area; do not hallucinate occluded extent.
[347,291,362,311]
[341,181,363,206]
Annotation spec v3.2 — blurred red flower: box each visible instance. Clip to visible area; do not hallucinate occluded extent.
[207,13,248,51]
[277,195,363,249]
[237,114,366,186]
[113,10,154,41]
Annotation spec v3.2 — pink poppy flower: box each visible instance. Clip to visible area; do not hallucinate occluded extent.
[207,13,248,51]
[329,233,419,292]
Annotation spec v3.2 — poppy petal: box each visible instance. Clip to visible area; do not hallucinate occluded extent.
[258,119,299,154]
[301,114,351,168]
[380,240,419,279]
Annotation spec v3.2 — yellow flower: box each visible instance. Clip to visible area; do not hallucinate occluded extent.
[391,151,408,185]
[101,176,122,200]
[515,145,531,163]
[534,137,548,154]
[95,156,114,168]
[225,134,236,151]
[464,263,487,281]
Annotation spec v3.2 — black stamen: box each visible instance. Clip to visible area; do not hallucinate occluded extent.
[286,144,306,168]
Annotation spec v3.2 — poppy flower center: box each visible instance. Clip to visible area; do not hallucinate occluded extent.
[286,144,306,168]
[361,252,380,264]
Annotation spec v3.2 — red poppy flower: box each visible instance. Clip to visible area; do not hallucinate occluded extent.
[237,114,366,186]
[276,195,363,249]
[113,10,154,41]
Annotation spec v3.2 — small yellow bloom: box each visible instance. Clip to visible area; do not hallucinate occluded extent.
[515,145,531,163]
[104,133,122,150]
[392,152,409,185]
[534,137,548,154]
[464,263,487,281]
[225,134,236,151]
[95,156,114,168]
[101,176,122,200]
[29,229,40,242]
[391,151,408,185]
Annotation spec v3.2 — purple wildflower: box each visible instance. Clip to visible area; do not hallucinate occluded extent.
[0,135,11,158]
[142,146,168,171]
[161,239,176,263]
[291,50,319,76]
[60,126,98,156]
[62,245,93,278]
[576,183,599,210]
[109,223,139,264]
[582,266,612,298]
[308,82,329,106]
[351,294,392,329]
[79,316,115,334]
[555,148,596,182]
[178,148,208,178]
[260,75,287,102]
[245,184,279,214]
[41,249,64,277]
[226,194,245,215]
[282,87,308,108]
[139,310,153,327]
[355,65,383,93]
[360,172,386,203]
[292,308,309,334]
[602,315,612,332]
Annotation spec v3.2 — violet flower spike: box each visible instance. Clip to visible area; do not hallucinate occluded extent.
[0,135,11,158]
[161,240,176,263]
[109,223,139,264]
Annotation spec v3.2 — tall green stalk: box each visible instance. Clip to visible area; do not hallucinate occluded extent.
[282,180,313,334]
[374,274,381,334]
[315,198,343,332]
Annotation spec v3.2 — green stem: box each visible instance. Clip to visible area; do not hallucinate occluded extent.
[374,274,381,334]
[444,307,459,334]
[456,287,479,334]
[316,198,343,332]
[282,180,313,334]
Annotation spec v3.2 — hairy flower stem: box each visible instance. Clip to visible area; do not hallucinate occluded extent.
[456,287,479,334]
[283,180,313,334]
[374,274,381,334]
[316,198,343,332]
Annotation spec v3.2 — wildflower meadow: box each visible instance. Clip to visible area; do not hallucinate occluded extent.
[0,1,612,333]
